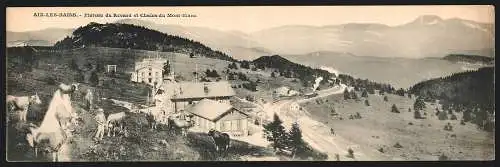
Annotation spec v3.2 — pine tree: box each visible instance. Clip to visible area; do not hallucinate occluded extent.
[351,90,358,100]
[391,104,400,113]
[343,89,351,100]
[438,110,448,120]
[463,109,472,122]
[263,113,288,152]
[287,122,306,159]
[414,109,422,119]
[413,97,426,111]
[361,89,369,98]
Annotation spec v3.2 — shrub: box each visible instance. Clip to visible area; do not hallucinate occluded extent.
[438,153,449,161]
[460,120,466,125]
[378,147,384,153]
[391,104,400,113]
[393,142,403,148]
[383,96,388,102]
[414,110,422,119]
[347,148,354,158]
[438,110,448,120]
[444,123,453,131]
[450,114,457,120]
[408,122,413,125]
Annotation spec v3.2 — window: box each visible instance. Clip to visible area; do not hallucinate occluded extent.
[141,72,144,76]
[224,121,231,131]
[236,119,241,130]
[232,120,238,131]
[148,78,152,83]
[149,72,152,76]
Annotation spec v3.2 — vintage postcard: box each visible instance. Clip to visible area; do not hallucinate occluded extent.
[5,6,495,162]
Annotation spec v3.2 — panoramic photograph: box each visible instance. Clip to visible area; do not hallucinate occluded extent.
[5,6,495,161]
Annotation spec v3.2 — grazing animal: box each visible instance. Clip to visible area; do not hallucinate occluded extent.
[106,112,127,137]
[26,123,68,162]
[7,93,42,122]
[167,115,193,136]
[25,87,78,162]
[39,88,80,143]
[207,129,230,154]
[145,112,157,130]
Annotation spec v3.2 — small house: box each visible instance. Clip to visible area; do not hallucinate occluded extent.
[187,99,250,137]
[155,81,236,113]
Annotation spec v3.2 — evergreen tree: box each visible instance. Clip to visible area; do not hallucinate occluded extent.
[414,109,422,119]
[463,109,472,122]
[391,104,400,113]
[287,122,306,159]
[263,113,288,152]
[367,87,375,94]
[343,89,351,100]
[163,60,171,76]
[350,90,358,100]
[413,97,426,111]
[361,89,369,98]
[438,110,448,120]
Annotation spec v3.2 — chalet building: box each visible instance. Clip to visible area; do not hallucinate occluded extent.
[187,99,250,136]
[130,58,167,86]
[155,81,236,113]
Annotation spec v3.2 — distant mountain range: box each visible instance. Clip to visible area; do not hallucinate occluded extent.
[6,15,494,59]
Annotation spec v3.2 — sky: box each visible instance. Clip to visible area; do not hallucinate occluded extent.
[6,5,494,33]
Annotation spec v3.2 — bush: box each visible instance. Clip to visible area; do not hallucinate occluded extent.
[393,142,403,148]
[383,96,388,102]
[438,110,448,120]
[444,123,453,131]
[460,120,466,125]
[414,110,422,119]
[347,148,354,158]
[450,114,457,120]
[378,147,384,153]
[438,153,449,161]
[391,104,400,113]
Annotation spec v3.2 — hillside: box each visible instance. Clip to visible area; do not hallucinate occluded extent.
[300,92,494,160]
[53,22,235,62]
[409,67,494,111]
[443,54,495,64]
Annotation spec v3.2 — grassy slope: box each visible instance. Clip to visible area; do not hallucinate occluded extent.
[6,47,303,161]
[301,92,494,160]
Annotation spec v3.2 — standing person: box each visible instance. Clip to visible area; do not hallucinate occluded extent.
[94,108,106,141]
[85,88,94,111]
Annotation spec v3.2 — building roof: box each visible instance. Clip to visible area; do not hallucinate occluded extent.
[161,81,235,100]
[186,99,247,121]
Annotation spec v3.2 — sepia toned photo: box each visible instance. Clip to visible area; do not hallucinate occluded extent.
[5,6,495,162]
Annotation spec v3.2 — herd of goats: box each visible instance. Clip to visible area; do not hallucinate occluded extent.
[7,82,231,162]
